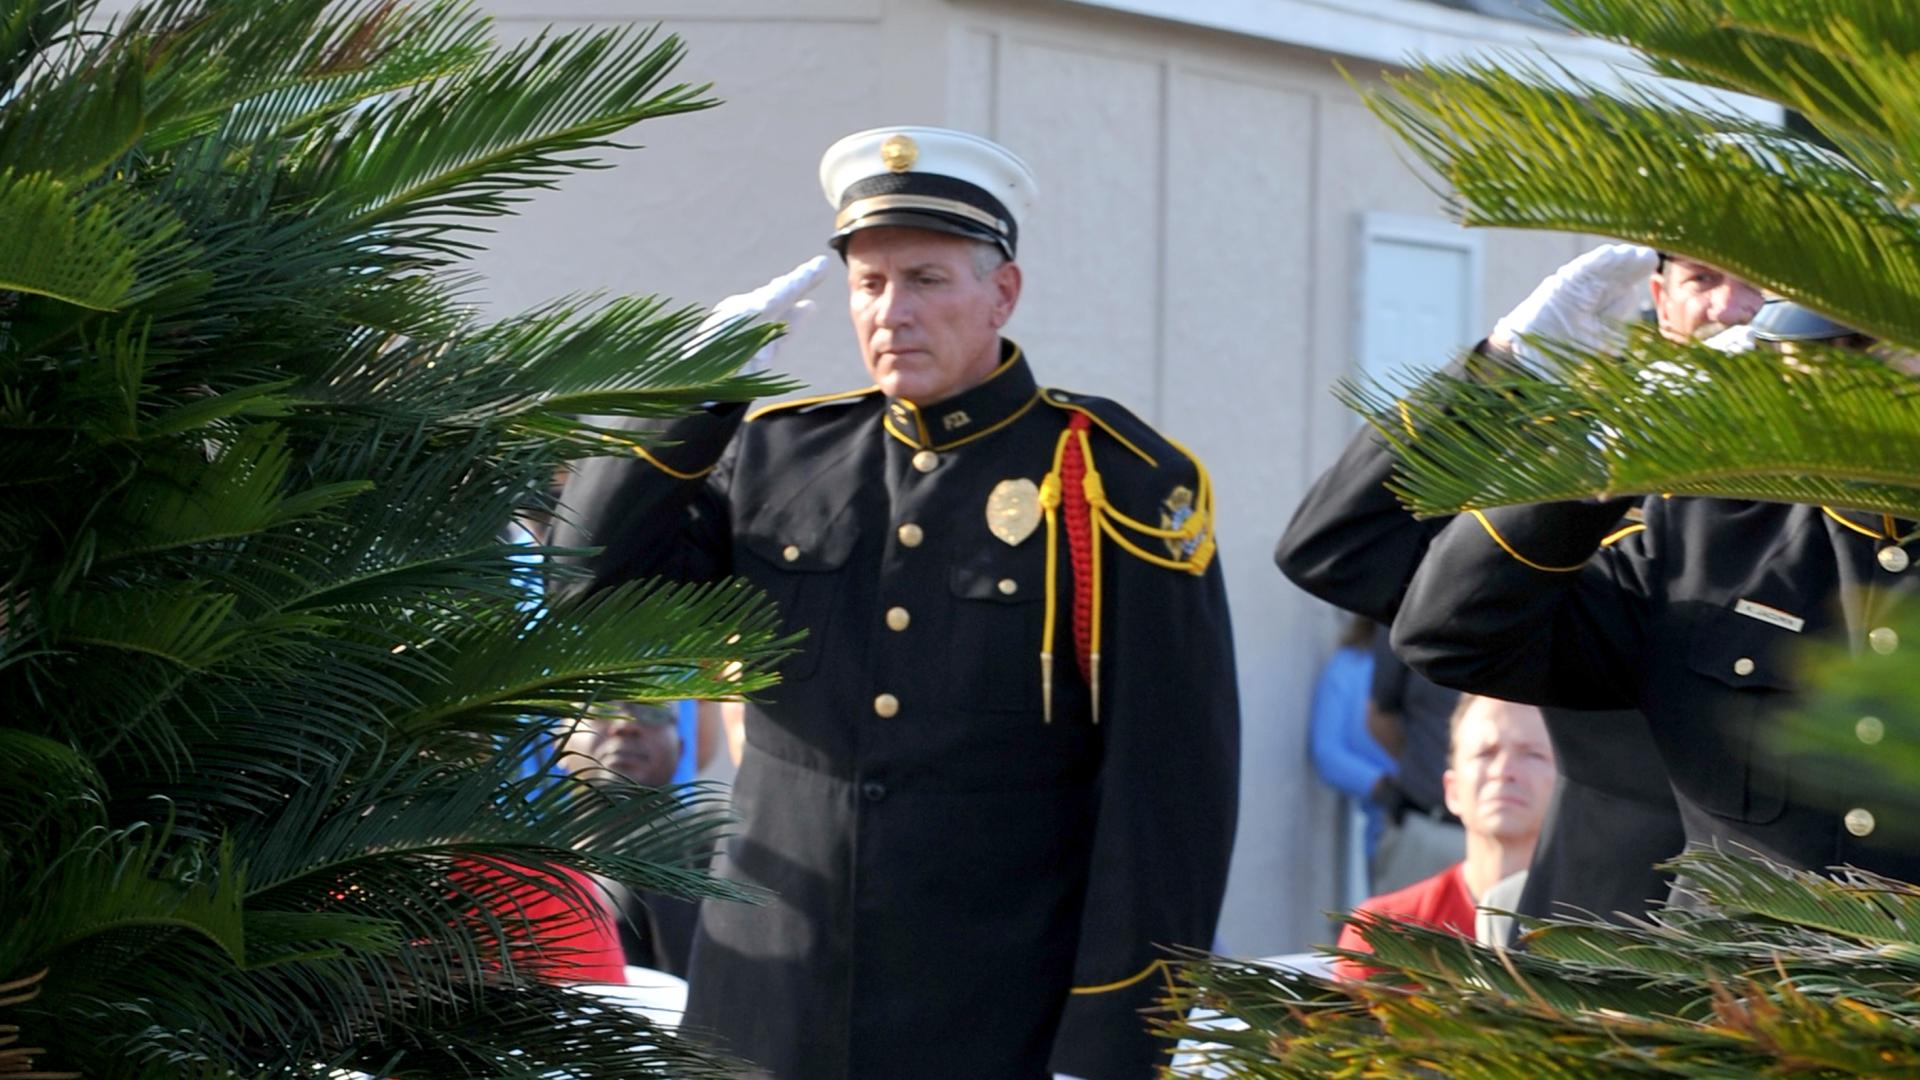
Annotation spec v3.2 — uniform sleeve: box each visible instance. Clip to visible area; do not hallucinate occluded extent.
[1047,540,1240,1080]
[551,406,744,594]
[1390,498,1652,711]
[1369,634,1411,714]
[1274,419,1450,624]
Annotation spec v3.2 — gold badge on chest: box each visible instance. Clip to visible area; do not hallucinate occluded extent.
[987,478,1041,546]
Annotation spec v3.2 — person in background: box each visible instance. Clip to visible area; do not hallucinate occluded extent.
[1335,693,1555,978]
[1364,639,1462,894]
[1306,616,1396,883]
[556,701,703,978]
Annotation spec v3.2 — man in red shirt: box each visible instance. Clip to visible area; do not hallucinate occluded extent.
[1335,694,1555,976]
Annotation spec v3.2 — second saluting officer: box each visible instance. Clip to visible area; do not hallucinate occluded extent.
[1393,296,1920,887]
[1279,245,1762,925]
[557,126,1240,1079]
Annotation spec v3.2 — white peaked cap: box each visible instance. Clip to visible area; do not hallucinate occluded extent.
[818,125,1038,258]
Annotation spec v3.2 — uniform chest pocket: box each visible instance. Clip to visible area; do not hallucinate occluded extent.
[738,525,858,684]
[1677,608,1798,824]
[947,550,1046,713]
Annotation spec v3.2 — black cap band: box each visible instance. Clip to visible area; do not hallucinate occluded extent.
[832,172,1016,257]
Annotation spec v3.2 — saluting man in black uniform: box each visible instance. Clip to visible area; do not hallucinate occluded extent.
[1280,245,1760,926]
[1394,295,1920,887]
[556,126,1239,1080]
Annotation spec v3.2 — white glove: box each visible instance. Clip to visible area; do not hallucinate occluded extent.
[689,255,831,374]
[1702,323,1755,353]
[1487,243,1659,365]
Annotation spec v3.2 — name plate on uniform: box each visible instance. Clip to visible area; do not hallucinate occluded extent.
[1734,598,1805,633]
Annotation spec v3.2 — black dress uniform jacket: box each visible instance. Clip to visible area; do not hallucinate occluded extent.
[1276,400,1684,922]
[557,344,1239,1079]
[1393,494,1920,883]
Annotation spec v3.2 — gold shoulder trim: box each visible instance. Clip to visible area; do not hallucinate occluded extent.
[747,385,880,423]
[1038,390,1158,468]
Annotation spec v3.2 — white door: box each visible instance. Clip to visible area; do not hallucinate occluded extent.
[1356,213,1485,391]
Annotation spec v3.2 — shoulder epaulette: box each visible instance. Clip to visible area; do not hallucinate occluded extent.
[1038,388,1165,468]
[1037,389,1216,568]
[746,386,880,423]
[1033,389,1217,727]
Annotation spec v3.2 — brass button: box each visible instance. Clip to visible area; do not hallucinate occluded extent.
[873,693,900,718]
[912,450,939,473]
[1732,657,1755,677]
[897,523,924,548]
[1880,546,1911,573]
[1845,807,1877,837]
[1857,716,1886,746]
[1871,626,1900,655]
[885,606,911,632]
[782,544,800,563]
[997,578,1018,596]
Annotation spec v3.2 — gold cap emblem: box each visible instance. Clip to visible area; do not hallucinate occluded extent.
[880,133,919,172]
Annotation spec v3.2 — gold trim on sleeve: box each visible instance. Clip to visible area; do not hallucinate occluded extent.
[632,444,716,481]
[1600,522,1647,548]
[1070,958,1170,995]
[1468,509,1587,573]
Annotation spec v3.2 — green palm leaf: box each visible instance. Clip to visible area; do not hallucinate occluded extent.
[0,169,181,310]
[1363,61,1920,349]
[0,1,793,1072]
[390,577,791,739]
[135,0,491,151]
[1546,1,1914,175]
[1346,337,1920,518]
[0,43,146,181]
[0,1,86,90]
[311,22,713,246]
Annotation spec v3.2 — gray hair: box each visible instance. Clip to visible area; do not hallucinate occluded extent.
[970,241,1009,280]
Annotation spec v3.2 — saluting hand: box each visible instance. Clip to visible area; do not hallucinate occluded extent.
[690,255,831,375]
[1487,243,1659,366]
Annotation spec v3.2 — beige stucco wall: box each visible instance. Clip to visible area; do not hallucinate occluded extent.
[465,0,1591,955]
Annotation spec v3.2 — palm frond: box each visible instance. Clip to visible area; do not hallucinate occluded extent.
[1346,336,1920,519]
[388,577,791,739]
[1172,854,1920,1077]
[0,41,145,182]
[0,169,183,310]
[139,0,491,151]
[0,825,245,976]
[1362,60,1920,349]
[347,982,744,1079]
[1546,1,1918,182]
[0,0,87,90]
[2,1,784,1072]
[309,22,713,249]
